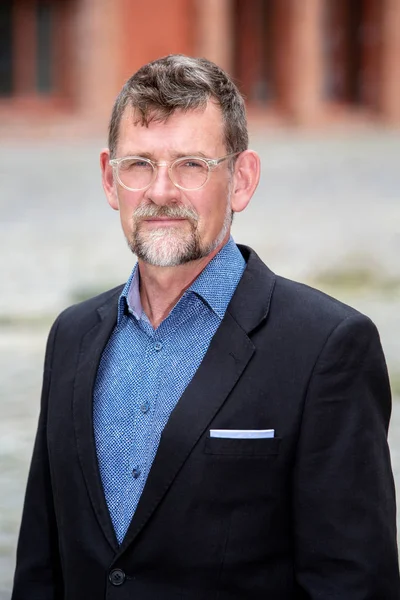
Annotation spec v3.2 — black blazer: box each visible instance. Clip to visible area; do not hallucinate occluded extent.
[12,246,400,600]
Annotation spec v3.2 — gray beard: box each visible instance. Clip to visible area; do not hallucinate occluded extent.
[127,201,233,267]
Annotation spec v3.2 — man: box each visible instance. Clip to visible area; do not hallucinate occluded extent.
[12,55,400,599]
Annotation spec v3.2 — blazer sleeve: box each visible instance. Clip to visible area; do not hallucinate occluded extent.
[293,313,400,599]
[12,316,64,600]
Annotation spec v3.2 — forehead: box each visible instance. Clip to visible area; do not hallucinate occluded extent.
[116,101,226,156]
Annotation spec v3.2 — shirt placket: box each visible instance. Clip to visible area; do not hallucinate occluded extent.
[125,318,168,519]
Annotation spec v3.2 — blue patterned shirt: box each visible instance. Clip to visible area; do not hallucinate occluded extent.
[93,237,245,543]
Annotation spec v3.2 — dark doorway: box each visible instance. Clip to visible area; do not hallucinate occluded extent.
[234,0,277,104]
[36,1,54,94]
[0,0,74,102]
[322,0,382,107]
[0,0,13,96]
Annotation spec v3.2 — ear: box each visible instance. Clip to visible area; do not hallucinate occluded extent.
[100,148,119,211]
[230,150,260,213]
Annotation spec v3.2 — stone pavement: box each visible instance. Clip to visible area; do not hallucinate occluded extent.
[1,130,399,597]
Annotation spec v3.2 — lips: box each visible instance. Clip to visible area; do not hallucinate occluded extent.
[143,217,186,223]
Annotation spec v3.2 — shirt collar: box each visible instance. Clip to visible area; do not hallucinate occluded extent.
[118,265,141,323]
[189,236,245,319]
[118,236,245,324]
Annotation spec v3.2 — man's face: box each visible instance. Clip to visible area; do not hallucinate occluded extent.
[107,102,234,267]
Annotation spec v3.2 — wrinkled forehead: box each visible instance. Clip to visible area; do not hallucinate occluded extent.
[117,101,227,154]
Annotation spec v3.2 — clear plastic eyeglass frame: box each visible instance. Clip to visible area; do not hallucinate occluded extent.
[109,151,241,191]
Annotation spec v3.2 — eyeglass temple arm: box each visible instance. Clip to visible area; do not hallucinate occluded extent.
[211,152,241,167]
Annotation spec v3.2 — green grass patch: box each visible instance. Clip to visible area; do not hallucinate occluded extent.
[0,314,54,329]
[390,372,400,398]
[311,265,400,297]
[69,285,111,304]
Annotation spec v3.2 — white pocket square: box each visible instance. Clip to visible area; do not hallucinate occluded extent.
[209,429,275,439]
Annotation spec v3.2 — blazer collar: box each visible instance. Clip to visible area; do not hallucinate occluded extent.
[73,288,121,552]
[227,244,276,333]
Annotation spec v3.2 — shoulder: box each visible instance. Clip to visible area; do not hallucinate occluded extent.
[240,244,375,340]
[274,274,362,323]
[274,274,379,352]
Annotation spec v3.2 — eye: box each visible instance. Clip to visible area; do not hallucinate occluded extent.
[177,159,207,169]
[121,158,152,170]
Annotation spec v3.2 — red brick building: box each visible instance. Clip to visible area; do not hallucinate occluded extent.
[1,0,399,135]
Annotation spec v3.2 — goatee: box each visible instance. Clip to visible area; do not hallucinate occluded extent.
[127,201,233,267]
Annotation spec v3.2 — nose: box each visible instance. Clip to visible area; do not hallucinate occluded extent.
[144,164,179,205]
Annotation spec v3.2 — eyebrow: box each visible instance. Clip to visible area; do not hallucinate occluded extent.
[120,151,210,160]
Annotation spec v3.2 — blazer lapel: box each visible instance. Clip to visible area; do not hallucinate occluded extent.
[118,246,276,554]
[72,289,122,552]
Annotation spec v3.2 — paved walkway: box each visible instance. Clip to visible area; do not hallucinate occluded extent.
[1,131,399,596]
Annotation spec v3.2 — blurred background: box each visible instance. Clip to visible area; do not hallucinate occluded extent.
[1,0,399,597]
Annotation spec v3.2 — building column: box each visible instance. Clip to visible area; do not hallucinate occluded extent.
[286,0,323,124]
[379,0,400,124]
[120,0,194,79]
[195,0,234,75]
[72,0,122,123]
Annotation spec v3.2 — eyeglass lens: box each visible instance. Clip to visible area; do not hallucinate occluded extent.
[117,158,209,190]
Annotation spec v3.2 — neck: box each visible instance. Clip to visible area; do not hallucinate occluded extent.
[138,237,228,329]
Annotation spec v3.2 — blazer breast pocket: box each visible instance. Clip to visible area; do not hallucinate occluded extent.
[204,436,281,457]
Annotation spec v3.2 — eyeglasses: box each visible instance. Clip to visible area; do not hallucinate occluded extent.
[109,152,240,191]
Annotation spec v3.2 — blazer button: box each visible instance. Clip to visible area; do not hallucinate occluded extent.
[109,568,126,586]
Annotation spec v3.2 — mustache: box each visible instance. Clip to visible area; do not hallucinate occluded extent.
[133,204,199,222]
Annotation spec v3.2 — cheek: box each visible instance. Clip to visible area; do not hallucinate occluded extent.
[203,195,230,226]
[195,182,229,222]
[118,191,142,217]
[116,196,141,237]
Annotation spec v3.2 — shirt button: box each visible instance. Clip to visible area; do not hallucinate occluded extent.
[140,401,150,414]
[154,341,163,351]
[132,467,141,479]
[109,568,126,586]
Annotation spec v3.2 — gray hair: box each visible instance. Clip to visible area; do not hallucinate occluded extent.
[108,54,248,158]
